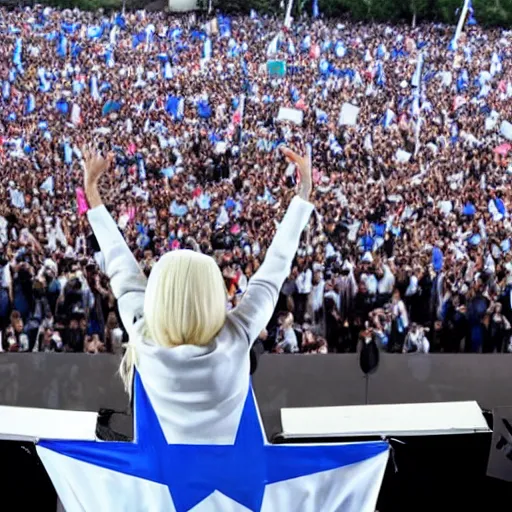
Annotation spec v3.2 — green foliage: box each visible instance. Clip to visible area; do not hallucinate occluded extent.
[7,0,512,26]
[473,0,512,27]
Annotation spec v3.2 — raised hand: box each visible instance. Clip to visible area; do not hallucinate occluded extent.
[82,145,114,189]
[280,146,312,201]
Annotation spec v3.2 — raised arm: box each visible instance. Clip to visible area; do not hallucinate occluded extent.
[83,149,147,337]
[228,147,314,346]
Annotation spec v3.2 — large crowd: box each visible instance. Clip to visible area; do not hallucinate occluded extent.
[0,6,511,355]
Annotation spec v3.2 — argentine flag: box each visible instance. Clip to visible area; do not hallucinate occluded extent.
[2,81,10,100]
[87,25,103,39]
[312,0,319,18]
[13,38,22,67]
[57,33,67,58]
[38,68,51,92]
[382,109,395,129]
[90,75,100,101]
[204,38,212,61]
[267,34,280,57]
[335,41,346,58]
[37,372,388,512]
[25,93,36,114]
[166,96,184,121]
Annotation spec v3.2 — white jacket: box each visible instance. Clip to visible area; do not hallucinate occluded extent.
[87,196,314,445]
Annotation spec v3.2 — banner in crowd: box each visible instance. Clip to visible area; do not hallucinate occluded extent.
[267,60,286,77]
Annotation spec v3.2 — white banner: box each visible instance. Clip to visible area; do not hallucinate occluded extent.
[339,103,360,126]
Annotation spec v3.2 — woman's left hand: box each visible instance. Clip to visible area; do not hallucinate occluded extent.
[82,147,114,209]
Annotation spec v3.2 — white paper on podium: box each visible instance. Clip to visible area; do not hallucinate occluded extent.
[277,107,303,125]
[338,103,360,126]
[0,405,98,441]
[501,120,512,141]
[281,401,490,438]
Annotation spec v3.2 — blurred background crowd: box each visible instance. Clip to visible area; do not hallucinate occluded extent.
[0,5,512,355]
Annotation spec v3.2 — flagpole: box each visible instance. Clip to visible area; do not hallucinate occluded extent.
[453,0,470,45]
[284,0,294,28]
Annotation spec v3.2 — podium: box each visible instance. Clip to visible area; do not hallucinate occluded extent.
[274,401,512,511]
[1,400,509,512]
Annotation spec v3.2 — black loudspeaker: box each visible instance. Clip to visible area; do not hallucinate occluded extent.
[487,407,512,482]
[359,338,380,375]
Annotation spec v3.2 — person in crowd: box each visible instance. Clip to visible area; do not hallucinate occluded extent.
[275,312,300,353]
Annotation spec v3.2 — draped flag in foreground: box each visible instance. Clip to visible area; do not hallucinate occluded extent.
[38,372,388,512]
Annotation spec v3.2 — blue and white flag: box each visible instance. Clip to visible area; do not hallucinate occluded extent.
[163,61,173,79]
[87,25,104,39]
[312,0,319,18]
[319,59,330,75]
[56,98,69,115]
[218,16,231,38]
[61,21,79,34]
[57,33,67,58]
[105,46,115,68]
[450,122,459,144]
[315,108,328,123]
[411,53,423,87]
[115,13,127,29]
[161,167,175,178]
[198,193,211,210]
[197,99,212,119]
[302,35,311,51]
[335,41,346,58]
[382,109,395,128]
[377,44,386,59]
[328,133,343,155]
[90,75,100,101]
[376,62,386,87]
[38,70,51,93]
[10,189,25,209]
[102,100,122,116]
[63,140,72,165]
[467,0,477,25]
[267,34,280,57]
[457,69,468,92]
[25,93,36,114]
[204,38,212,61]
[2,81,10,100]
[166,96,184,121]
[288,40,296,55]
[40,176,54,195]
[463,45,472,63]
[137,155,146,181]
[13,38,22,67]
[490,52,502,77]
[250,9,258,19]
[37,373,388,512]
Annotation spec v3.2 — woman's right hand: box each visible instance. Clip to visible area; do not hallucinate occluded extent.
[280,146,312,201]
[82,146,113,190]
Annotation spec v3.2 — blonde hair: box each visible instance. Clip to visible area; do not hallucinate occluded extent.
[120,250,227,392]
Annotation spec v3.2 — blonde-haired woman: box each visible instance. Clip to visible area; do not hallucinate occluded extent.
[83,146,313,443]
